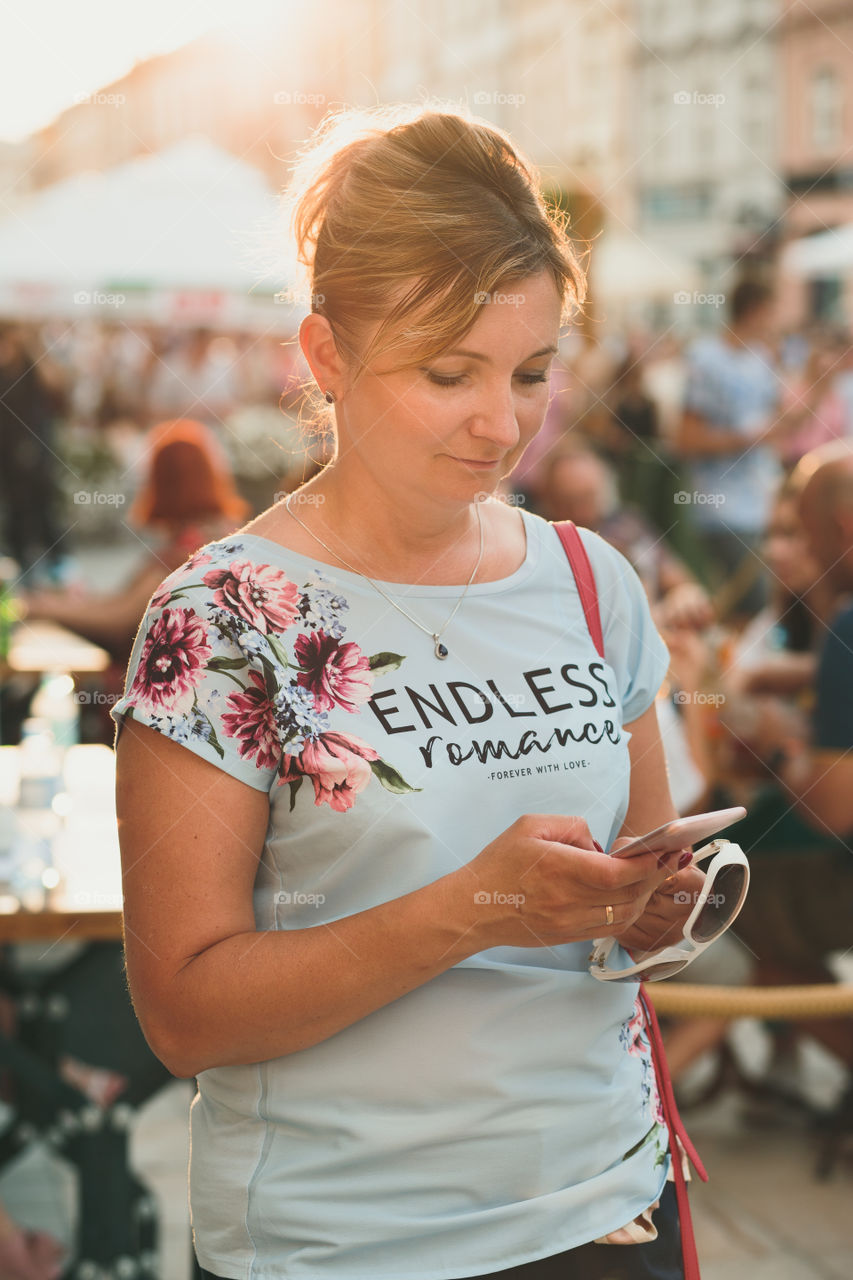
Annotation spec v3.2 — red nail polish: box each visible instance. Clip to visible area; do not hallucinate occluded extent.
[678,851,693,869]
[593,840,604,853]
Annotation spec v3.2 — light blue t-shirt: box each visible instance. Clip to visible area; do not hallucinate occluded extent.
[111,510,671,1280]
[683,333,782,532]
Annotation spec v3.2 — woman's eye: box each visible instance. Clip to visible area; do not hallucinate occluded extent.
[422,369,549,388]
[423,370,466,387]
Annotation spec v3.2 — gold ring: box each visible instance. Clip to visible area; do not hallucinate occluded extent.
[605,904,615,927]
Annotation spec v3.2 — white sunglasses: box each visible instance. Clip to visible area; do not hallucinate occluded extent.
[588,839,750,983]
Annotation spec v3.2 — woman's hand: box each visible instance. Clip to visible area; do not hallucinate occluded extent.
[464,814,684,949]
[610,860,707,955]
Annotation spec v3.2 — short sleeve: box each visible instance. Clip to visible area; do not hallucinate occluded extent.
[577,528,671,724]
[110,547,287,794]
[814,605,853,752]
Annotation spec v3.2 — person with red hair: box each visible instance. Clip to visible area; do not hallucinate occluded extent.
[18,419,249,665]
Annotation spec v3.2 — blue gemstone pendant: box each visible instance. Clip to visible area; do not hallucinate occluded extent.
[434,640,449,659]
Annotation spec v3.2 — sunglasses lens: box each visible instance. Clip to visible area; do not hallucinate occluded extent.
[692,863,747,943]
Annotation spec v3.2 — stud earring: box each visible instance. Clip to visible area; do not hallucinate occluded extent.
[324,390,335,404]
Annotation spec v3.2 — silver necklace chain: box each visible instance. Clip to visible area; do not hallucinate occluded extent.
[284,493,485,659]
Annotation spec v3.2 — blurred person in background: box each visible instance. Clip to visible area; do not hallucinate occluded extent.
[143,327,239,428]
[832,334,853,435]
[538,444,713,632]
[775,334,849,470]
[719,442,853,1091]
[0,325,67,583]
[664,478,842,1091]
[676,281,783,622]
[16,419,249,741]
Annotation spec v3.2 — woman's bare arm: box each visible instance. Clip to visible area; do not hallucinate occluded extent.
[117,717,677,1077]
[609,700,705,952]
[616,701,679,840]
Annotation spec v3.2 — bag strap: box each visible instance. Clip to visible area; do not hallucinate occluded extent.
[552,521,605,659]
[553,518,708,1277]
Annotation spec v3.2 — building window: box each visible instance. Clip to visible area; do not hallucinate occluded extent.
[812,66,842,153]
[639,183,713,220]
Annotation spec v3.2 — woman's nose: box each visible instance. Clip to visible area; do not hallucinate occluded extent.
[468,387,520,450]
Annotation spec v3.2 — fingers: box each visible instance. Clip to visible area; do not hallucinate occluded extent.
[514,813,597,851]
[541,842,681,892]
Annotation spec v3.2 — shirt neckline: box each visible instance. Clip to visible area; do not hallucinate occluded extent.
[218,507,545,600]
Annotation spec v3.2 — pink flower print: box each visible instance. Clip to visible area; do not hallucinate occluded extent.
[221,669,282,772]
[283,731,379,812]
[203,560,300,634]
[294,631,373,713]
[129,608,213,712]
[151,550,214,608]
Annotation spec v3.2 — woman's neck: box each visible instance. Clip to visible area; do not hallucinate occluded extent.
[285,463,524,586]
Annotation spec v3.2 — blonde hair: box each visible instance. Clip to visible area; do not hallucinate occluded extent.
[283,102,586,400]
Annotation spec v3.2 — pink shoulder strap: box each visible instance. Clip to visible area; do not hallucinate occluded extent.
[552,521,605,659]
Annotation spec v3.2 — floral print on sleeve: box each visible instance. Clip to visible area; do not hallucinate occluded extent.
[122,545,419,810]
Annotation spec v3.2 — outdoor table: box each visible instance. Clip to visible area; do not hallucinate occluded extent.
[0,744,122,941]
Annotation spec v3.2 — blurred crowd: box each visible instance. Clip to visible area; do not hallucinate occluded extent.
[2,286,853,1110]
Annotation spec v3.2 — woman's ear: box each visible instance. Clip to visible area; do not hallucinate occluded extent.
[299,312,348,398]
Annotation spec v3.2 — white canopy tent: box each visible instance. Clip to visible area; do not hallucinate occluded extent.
[782,224,853,278]
[588,228,701,301]
[0,137,300,328]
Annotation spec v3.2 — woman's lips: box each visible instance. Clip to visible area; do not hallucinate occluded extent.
[451,456,501,470]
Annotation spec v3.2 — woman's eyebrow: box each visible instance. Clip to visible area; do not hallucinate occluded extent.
[443,344,558,363]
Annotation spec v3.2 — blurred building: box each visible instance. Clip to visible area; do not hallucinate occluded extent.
[340,0,636,331]
[778,0,853,326]
[14,0,853,334]
[26,21,329,192]
[630,0,784,325]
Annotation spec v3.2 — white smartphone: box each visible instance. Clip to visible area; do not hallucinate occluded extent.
[609,806,747,859]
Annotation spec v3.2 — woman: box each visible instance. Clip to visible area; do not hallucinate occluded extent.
[112,106,705,1280]
[16,418,249,743]
[19,418,249,666]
